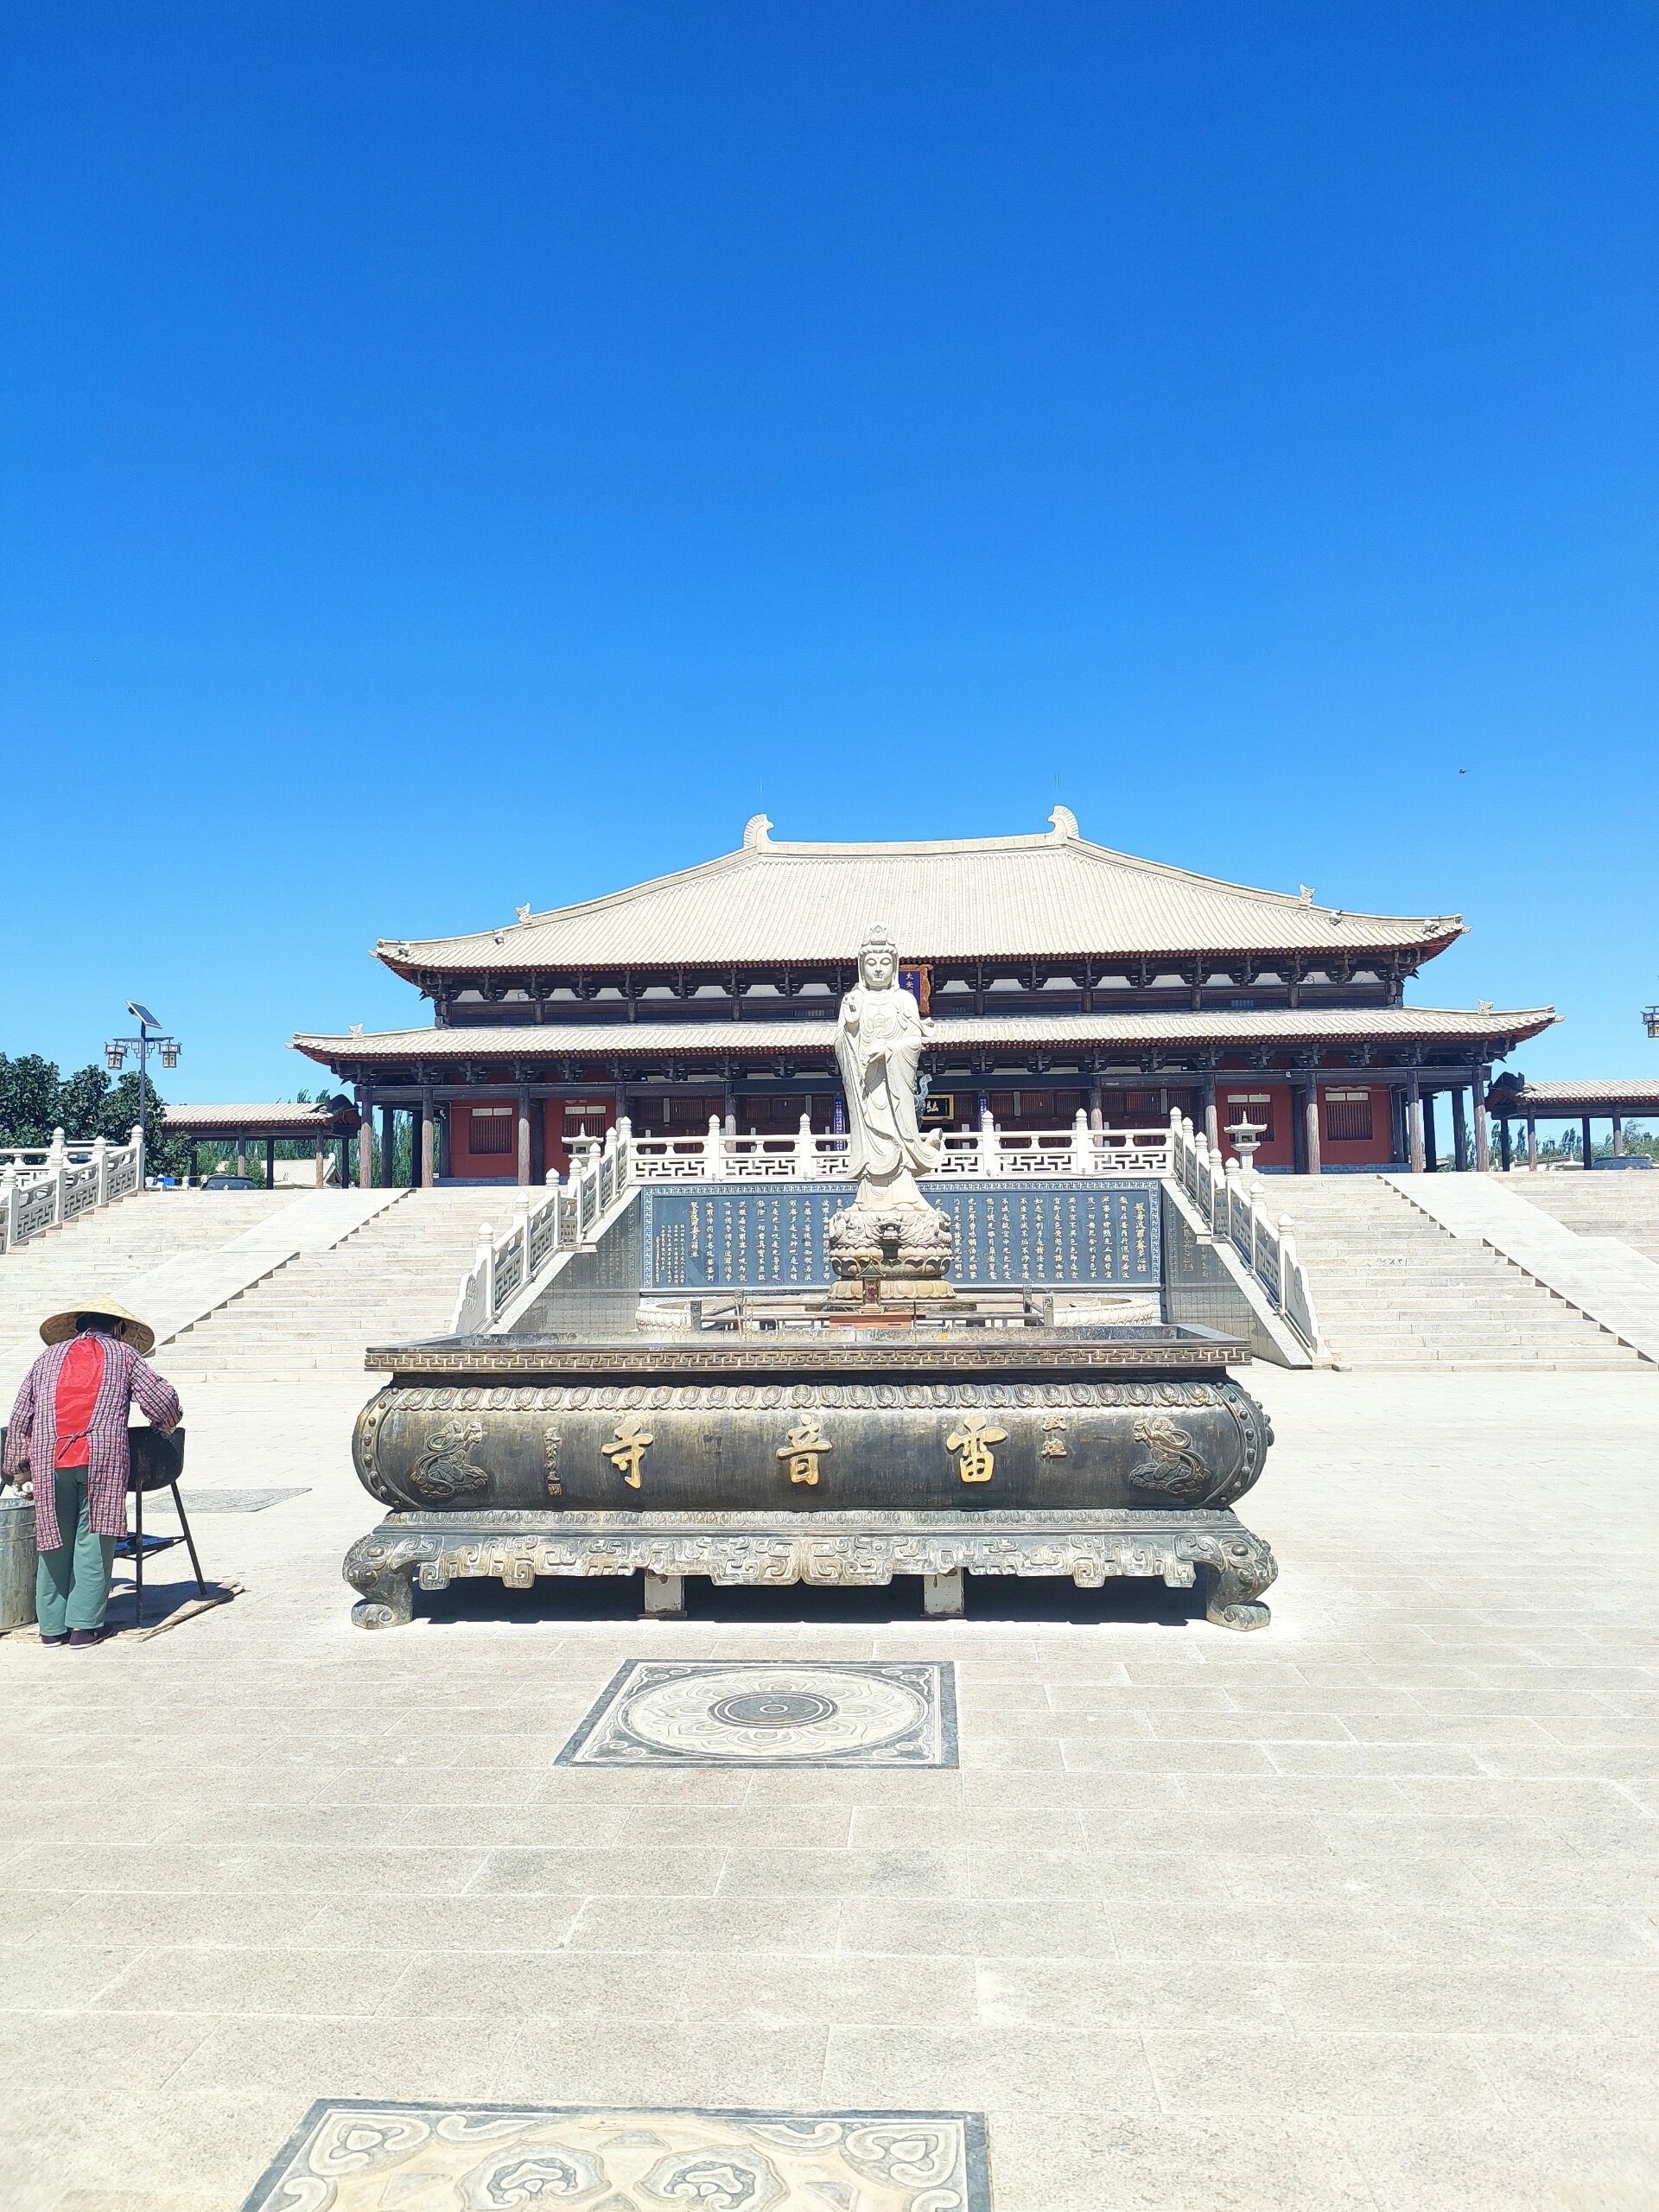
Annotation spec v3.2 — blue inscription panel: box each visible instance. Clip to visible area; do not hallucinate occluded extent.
[640,1180,1160,1292]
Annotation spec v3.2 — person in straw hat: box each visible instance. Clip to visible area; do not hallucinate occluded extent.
[3,1300,181,1648]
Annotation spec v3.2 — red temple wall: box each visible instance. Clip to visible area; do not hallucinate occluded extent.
[1318,1083,1395,1166]
[1217,1080,1397,1167]
[543,1096,614,1180]
[433,1071,1402,1179]
[447,1094,518,1180]
[1218,1083,1295,1168]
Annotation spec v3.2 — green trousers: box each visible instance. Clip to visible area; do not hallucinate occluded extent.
[35,1468,116,1636]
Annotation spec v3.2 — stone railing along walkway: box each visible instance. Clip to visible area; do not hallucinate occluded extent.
[0,1127,143,1255]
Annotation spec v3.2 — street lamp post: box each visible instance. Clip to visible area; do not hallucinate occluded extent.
[105,1001,181,1187]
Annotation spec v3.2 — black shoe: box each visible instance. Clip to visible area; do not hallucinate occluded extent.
[67,1626,111,1649]
[39,1631,68,1647]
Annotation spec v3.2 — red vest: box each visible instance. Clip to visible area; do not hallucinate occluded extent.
[53,1336,106,1469]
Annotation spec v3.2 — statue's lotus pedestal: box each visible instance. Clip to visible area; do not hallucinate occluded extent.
[821,1196,959,1319]
[345,1327,1276,1630]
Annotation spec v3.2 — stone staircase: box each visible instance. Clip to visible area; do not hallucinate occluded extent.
[160,1189,489,1382]
[1269,1174,1648,1370]
[1505,1170,1659,1266]
[0,1191,294,1396]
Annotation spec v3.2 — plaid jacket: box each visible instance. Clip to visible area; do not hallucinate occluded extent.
[3,1338,181,1549]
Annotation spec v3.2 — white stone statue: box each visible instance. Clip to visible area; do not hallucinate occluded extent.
[835,926,944,1215]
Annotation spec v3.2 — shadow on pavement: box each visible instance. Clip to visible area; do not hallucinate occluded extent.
[411,1572,1203,1629]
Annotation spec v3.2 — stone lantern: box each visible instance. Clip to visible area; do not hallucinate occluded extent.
[1226,1114,1268,1172]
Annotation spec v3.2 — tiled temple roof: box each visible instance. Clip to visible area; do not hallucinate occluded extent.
[375,811,1465,975]
[294,1004,1556,1067]
[163,1100,359,1134]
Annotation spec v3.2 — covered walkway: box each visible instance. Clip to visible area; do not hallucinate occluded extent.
[162,1100,360,1188]
[1484,1077,1659,1171]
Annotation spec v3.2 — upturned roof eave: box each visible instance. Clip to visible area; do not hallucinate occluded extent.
[374,920,1465,982]
[291,1002,1556,1069]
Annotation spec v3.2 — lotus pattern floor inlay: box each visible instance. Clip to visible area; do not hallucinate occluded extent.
[556,1657,957,1767]
[241,2101,991,2211]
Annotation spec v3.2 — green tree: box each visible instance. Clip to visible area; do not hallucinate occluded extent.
[54,1063,116,1141]
[0,1051,190,1175]
[0,1054,65,1146]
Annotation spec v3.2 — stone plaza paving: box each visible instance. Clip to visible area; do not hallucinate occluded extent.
[1,1364,1656,2211]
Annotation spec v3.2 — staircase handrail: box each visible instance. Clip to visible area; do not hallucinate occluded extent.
[0,1126,144,1259]
[449,1116,642,1333]
[1167,1109,1323,1354]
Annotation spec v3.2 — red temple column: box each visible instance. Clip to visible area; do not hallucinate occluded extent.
[1472,1067,1491,1173]
[1407,1074,1426,1173]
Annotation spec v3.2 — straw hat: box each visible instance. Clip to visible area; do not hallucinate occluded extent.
[40,1299,156,1357]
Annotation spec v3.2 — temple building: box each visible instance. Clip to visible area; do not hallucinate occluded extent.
[291,808,1555,1186]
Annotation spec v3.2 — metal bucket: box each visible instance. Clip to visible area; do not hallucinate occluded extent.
[0,1492,38,1631]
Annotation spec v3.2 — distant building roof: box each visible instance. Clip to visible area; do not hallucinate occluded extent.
[1487,1077,1659,1116]
[375,811,1465,976]
[163,1100,359,1136]
[295,1003,1554,1069]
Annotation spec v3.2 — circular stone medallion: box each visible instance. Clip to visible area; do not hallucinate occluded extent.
[622,1667,926,1762]
[709,1691,839,1729]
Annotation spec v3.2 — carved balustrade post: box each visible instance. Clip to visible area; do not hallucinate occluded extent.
[794,1114,817,1179]
[977,1111,999,1178]
[1070,1109,1094,1174]
[0,1166,15,1253]
[1224,1160,1243,1252]
[92,1135,108,1206]
[703,1116,727,1181]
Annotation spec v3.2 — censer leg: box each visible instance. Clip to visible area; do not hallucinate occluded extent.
[923,1569,965,1618]
[642,1572,685,1618]
[1204,1529,1277,1631]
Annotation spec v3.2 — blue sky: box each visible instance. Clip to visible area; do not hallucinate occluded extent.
[3,3,1656,1099]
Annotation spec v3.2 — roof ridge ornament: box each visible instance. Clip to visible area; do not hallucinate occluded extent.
[1048,804,1079,841]
[515,904,531,924]
[1299,886,1314,904]
[744,813,773,851]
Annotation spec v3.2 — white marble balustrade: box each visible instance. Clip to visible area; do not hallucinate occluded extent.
[0,1127,144,1256]
[1169,1109,1324,1353]
[451,1111,1179,1333]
